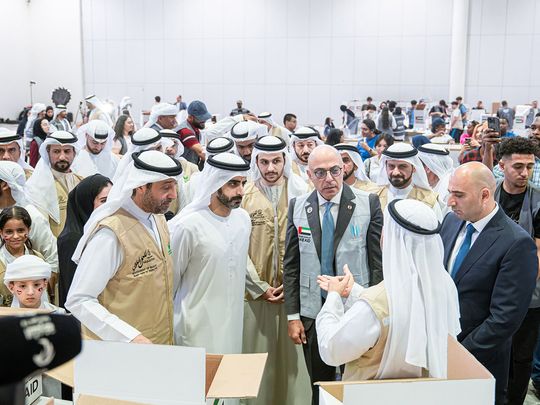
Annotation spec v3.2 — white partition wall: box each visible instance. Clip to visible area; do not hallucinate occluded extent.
[81,0,453,124]
[465,0,540,111]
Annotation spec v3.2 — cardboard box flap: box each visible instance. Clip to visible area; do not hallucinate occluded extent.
[45,360,74,387]
[205,354,223,396]
[447,336,492,380]
[207,353,267,399]
[0,307,52,315]
[77,394,149,405]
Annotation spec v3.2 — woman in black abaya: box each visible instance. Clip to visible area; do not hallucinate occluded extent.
[57,174,112,308]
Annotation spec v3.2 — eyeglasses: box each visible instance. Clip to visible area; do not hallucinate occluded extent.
[313,166,342,179]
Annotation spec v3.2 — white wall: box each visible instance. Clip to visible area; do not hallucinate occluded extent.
[465,0,540,111]
[0,0,83,121]
[81,0,454,125]
[3,0,539,124]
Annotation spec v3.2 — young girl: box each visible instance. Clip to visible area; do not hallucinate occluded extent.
[4,255,64,313]
[0,207,46,307]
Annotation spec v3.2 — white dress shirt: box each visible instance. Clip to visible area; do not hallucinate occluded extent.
[316,283,381,367]
[447,204,499,273]
[65,198,164,342]
[317,187,343,227]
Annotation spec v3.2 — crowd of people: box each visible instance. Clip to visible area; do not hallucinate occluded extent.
[2,93,540,405]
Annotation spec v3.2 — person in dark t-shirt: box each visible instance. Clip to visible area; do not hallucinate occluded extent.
[494,137,540,405]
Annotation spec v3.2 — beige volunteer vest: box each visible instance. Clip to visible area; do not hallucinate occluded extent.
[376,185,438,212]
[83,208,174,344]
[343,281,389,381]
[49,173,84,237]
[242,182,289,299]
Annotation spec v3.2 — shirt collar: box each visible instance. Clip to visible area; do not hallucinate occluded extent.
[317,186,343,207]
[467,203,499,234]
[123,197,153,224]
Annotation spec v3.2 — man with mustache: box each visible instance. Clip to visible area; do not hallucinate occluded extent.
[334,143,380,193]
[283,145,382,405]
[290,127,323,182]
[169,153,252,362]
[230,120,267,163]
[67,150,182,344]
[492,137,540,405]
[373,143,443,220]
[241,136,310,405]
[25,131,84,237]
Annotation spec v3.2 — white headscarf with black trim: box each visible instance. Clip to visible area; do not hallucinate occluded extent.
[376,142,431,189]
[72,150,182,263]
[377,199,460,379]
[249,136,307,202]
[25,131,80,224]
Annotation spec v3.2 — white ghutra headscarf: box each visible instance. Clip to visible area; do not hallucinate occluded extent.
[376,199,460,379]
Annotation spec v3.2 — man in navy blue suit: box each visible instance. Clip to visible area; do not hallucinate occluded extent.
[440,161,537,405]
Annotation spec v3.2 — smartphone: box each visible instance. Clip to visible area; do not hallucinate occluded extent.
[465,138,472,145]
[487,116,500,132]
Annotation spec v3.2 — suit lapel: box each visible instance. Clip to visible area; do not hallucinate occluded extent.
[444,217,464,268]
[305,191,322,261]
[334,185,355,254]
[454,211,505,284]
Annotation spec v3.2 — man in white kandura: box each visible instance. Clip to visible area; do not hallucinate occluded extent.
[241,135,310,405]
[417,143,454,211]
[169,152,251,355]
[66,150,182,344]
[316,199,460,381]
[374,142,443,220]
[72,120,119,179]
[0,129,34,178]
[290,127,323,182]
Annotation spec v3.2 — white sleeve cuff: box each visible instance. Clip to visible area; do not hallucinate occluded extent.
[287,313,301,321]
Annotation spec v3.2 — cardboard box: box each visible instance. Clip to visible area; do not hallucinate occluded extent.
[25,375,43,404]
[46,340,267,405]
[318,337,494,405]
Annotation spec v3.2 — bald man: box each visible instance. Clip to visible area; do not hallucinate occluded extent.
[440,162,537,405]
[283,145,382,404]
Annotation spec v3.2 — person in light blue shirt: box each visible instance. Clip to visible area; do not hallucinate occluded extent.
[356,119,381,161]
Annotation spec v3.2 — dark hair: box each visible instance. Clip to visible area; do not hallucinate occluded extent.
[45,106,54,121]
[411,100,418,105]
[381,107,390,129]
[33,117,48,141]
[113,115,132,141]
[367,104,377,111]
[155,96,161,103]
[456,96,463,101]
[324,117,333,126]
[367,96,373,102]
[388,101,397,111]
[362,119,381,135]
[375,133,394,148]
[283,113,297,125]
[0,206,33,250]
[325,129,343,146]
[394,106,402,115]
[451,101,458,106]
[501,100,508,106]
[497,137,539,161]
[439,100,448,108]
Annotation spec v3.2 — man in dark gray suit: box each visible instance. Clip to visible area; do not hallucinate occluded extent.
[440,161,537,405]
[283,145,383,405]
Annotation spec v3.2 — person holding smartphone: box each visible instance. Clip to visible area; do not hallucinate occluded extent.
[459,121,499,167]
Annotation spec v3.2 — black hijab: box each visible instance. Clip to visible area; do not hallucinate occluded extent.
[32,117,48,141]
[57,174,112,307]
